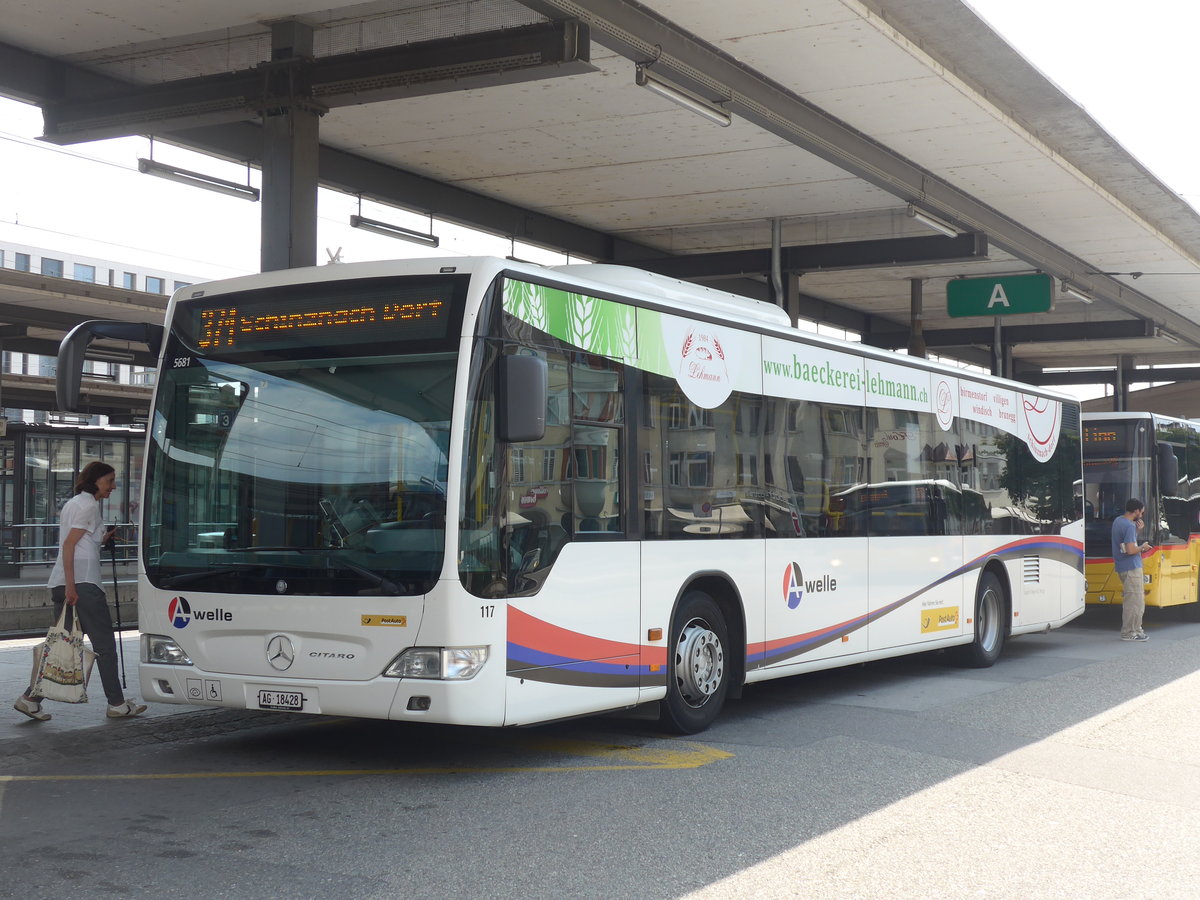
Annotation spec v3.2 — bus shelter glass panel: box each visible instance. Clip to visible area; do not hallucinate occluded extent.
[128,440,145,529]
[24,436,76,562]
[82,436,128,522]
[0,438,13,564]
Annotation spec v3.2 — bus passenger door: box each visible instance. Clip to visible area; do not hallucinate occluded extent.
[502,351,641,724]
[867,482,965,651]
[504,542,642,725]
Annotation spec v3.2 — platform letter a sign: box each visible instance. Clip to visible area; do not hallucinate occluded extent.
[987,284,1010,309]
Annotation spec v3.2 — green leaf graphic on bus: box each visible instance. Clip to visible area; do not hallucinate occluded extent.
[504,281,640,364]
[503,279,547,331]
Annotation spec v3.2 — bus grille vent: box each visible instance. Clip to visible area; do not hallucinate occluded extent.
[1023,555,1041,584]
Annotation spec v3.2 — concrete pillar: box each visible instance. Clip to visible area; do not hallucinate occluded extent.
[908,278,927,358]
[261,21,321,272]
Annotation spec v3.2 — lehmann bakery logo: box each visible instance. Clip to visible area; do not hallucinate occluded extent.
[674,325,732,409]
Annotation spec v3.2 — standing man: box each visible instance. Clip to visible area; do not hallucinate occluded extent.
[1112,498,1152,641]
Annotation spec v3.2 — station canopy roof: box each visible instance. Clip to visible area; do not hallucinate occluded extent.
[3,0,1200,388]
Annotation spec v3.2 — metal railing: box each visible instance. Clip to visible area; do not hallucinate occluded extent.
[6,522,139,569]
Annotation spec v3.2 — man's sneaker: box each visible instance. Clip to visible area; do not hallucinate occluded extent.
[14,695,50,721]
[1134,633,1150,641]
[1120,634,1138,641]
[106,699,148,718]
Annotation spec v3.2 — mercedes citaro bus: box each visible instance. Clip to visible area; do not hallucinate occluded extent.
[57,258,1085,732]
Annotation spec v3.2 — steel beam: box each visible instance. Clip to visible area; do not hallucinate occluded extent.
[862,318,1155,350]
[624,233,986,279]
[40,22,593,144]
[1022,366,1200,387]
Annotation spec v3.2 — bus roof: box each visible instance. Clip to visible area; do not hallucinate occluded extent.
[171,255,1077,403]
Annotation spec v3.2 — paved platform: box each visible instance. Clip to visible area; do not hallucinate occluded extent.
[0,629,195,745]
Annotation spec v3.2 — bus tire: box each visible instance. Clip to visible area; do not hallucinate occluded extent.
[954,570,1006,668]
[659,590,730,734]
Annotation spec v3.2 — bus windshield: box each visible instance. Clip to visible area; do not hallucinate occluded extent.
[1081,453,1154,555]
[143,351,456,596]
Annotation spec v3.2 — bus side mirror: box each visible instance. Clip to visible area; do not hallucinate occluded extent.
[1157,442,1180,497]
[56,320,164,411]
[498,355,547,443]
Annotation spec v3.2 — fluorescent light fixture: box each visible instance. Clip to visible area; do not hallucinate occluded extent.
[1060,280,1094,304]
[137,158,259,201]
[87,349,136,363]
[350,215,440,247]
[636,65,731,127]
[906,204,958,238]
[1157,328,1181,345]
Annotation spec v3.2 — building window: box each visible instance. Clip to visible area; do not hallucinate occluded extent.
[41,258,63,278]
[73,263,96,283]
[146,276,165,294]
[14,253,31,272]
[123,272,137,289]
[736,453,758,486]
[173,281,191,292]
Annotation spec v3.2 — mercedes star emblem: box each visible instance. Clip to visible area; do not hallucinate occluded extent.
[266,634,295,671]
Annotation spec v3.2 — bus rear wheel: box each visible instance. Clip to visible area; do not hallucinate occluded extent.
[659,590,730,734]
[954,571,1006,668]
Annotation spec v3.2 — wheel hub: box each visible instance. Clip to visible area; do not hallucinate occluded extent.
[675,618,724,707]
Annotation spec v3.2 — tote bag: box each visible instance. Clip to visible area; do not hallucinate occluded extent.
[28,606,96,703]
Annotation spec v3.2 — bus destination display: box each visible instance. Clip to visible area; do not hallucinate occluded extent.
[1082,422,1134,452]
[181,280,457,354]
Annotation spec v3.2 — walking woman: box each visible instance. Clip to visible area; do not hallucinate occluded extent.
[14,461,147,721]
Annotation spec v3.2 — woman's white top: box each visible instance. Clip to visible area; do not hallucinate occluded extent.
[47,491,105,588]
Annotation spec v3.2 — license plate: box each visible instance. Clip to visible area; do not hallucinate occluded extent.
[257,690,304,711]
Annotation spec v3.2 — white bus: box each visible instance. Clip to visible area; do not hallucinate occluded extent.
[58,258,1085,732]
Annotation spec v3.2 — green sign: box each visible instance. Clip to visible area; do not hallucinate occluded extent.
[946,273,1052,317]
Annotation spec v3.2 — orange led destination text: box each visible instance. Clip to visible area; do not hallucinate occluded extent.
[198,299,445,349]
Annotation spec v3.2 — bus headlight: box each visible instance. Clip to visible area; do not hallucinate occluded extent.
[142,634,193,666]
[383,647,488,680]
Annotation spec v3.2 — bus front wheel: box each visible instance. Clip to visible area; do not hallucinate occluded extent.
[659,590,730,734]
[955,571,1006,668]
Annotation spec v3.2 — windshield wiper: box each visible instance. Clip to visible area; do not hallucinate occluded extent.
[233,546,402,594]
[160,565,265,588]
[333,558,403,595]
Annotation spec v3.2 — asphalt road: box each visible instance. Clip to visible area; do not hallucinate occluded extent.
[3,603,1199,900]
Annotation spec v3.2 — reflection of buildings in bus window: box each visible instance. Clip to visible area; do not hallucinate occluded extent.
[541,448,559,482]
[668,451,714,488]
[824,407,858,435]
[736,452,758,486]
[571,359,621,423]
[735,398,761,435]
[511,448,527,484]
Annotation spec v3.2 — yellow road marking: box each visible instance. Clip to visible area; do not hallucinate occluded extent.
[527,739,732,768]
[0,741,731,783]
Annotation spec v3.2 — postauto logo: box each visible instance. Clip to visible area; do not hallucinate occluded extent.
[168,596,233,629]
[783,562,805,609]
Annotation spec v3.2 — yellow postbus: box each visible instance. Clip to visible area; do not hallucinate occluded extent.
[1082,412,1200,615]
